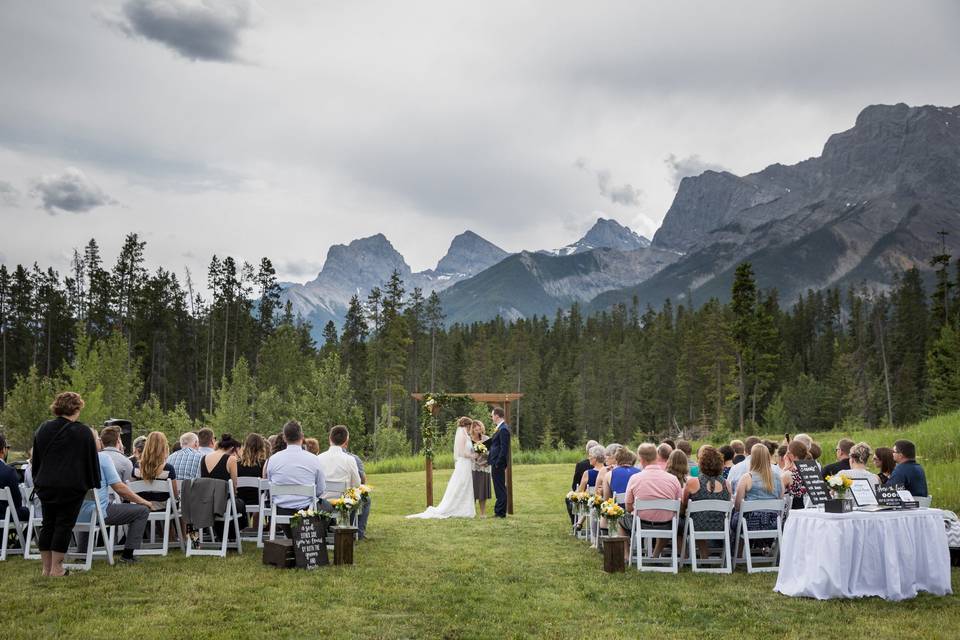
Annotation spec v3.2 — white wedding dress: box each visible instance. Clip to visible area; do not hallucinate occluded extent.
[407,427,476,519]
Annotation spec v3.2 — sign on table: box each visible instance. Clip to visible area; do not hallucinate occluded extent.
[849,478,878,507]
[876,485,904,509]
[291,516,329,569]
[795,460,830,505]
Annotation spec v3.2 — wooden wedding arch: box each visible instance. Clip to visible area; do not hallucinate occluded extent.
[411,392,523,514]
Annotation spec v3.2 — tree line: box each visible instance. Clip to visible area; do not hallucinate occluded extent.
[1,233,959,455]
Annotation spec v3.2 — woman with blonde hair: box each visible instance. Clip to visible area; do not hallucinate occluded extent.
[470,420,492,517]
[734,443,789,533]
[132,431,178,502]
[237,433,269,508]
[665,449,689,487]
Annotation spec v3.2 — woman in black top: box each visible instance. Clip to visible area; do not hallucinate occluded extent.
[201,434,248,530]
[31,392,100,577]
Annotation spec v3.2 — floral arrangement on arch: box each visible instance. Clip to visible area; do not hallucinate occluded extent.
[420,393,455,461]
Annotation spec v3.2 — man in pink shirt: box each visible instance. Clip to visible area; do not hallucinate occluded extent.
[625,443,682,557]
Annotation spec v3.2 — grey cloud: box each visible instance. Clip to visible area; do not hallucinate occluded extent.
[576,160,642,207]
[0,180,19,206]
[664,154,728,188]
[31,167,116,213]
[277,260,324,279]
[110,0,254,63]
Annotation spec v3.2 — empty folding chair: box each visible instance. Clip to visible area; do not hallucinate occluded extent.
[22,486,43,560]
[681,500,733,573]
[127,479,184,556]
[735,499,784,573]
[236,477,264,545]
[629,499,681,573]
[918,495,933,508]
[268,484,318,541]
[64,489,114,571]
[1,486,27,560]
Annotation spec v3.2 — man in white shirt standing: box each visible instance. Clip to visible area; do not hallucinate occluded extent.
[265,421,328,514]
[317,425,361,499]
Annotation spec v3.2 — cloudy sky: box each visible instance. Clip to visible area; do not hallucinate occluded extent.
[2,1,959,283]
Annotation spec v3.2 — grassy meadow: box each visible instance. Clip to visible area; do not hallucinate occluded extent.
[1,460,958,639]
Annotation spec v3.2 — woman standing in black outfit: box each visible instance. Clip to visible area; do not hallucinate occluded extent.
[32,392,100,577]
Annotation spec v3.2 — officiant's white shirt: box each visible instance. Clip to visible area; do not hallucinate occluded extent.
[317,445,361,497]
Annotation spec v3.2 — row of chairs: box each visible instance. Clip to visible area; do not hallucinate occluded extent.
[574,490,788,574]
[2,478,359,569]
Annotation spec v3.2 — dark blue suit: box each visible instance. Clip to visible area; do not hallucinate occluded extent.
[486,422,511,517]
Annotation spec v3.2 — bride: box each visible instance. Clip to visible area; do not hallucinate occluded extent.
[407,417,478,519]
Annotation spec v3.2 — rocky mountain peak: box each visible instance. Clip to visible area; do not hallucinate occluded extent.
[435,230,509,275]
[581,217,651,250]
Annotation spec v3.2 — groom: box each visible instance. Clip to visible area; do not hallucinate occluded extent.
[486,406,511,518]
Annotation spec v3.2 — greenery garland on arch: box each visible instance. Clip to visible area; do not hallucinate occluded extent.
[420,392,455,461]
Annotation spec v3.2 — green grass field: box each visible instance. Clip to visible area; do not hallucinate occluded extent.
[1,463,957,639]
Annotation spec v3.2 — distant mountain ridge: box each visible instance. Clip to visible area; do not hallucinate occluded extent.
[540,217,650,256]
[592,103,960,311]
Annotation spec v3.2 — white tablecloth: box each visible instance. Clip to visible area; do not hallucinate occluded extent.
[774,508,953,601]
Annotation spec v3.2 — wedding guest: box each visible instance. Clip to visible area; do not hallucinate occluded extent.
[0,432,28,522]
[839,442,880,489]
[821,438,854,480]
[167,432,204,481]
[730,439,746,464]
[317,425,361,498]
[267,434,278,454]
[776,444,788,468]
[568,440,598,524]
[665,449,689,487]
[885,439,928,497]
[237,433,269,506]
[763,440,778,457]
[132,431,178,502]
[197,428,216,456]
[200,433,248,531]
[577,445,606,493]
[603,447,640,505]
[304,438,321,455]
[809,442,823,469]
[32,392,100,577]
[594,444,621,502]
[654,443,672,469]
[471,420,493,519]
[718,445,735,478]
[781,440,809,509]
[676,440,698,477]
[129,436,147,465]
[272,432,288,454]
[99,425,132,483]
[79,426,155,564]
[874,447,896,485]
[728,436,781,494]
[345,440,370,538]
[734,444,788,536]
[661,439,676,450]
[682,446,731,559]
[624,443,683,558]
[793,433,813,449]
[265,421,328,517]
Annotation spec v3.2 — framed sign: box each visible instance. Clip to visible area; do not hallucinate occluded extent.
[875,485,904,509]
[894,485,920,509]
[795,460,830,505]
[849,479,878,507]
[291,515,329,569]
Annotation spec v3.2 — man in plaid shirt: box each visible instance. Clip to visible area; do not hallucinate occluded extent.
[167,432,204,480]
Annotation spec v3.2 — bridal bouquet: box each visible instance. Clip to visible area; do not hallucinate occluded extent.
[825,474,853,499]
[473,442,488,456]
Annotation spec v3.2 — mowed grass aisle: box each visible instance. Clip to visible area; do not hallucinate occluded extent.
[2,465,958,639]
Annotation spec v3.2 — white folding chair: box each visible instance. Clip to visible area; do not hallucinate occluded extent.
[128,479,184,556]
[22,484,43,560]
[681,500,733,573]
[236,477,265,546]
[629,499,681,573]
[735,499,784,573]
[64,489,114,571]
[1,486,27,560]
[184,481,243,557]
[268,484,318,541]
[918,495,933,508]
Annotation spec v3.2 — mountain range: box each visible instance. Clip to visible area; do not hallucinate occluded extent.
[281,103,960,336]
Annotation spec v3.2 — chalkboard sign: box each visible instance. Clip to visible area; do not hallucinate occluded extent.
[876,485,903,509]
[291,516,329,569]
[795,460,830,505]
